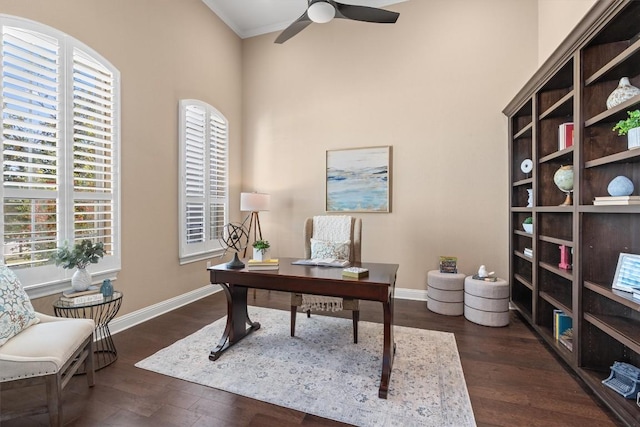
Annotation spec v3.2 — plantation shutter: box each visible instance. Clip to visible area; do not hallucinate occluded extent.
[72,48,116,255]
[179,100,228,262]
[1,26,60,268]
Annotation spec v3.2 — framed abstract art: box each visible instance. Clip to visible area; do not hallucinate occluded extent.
[326,146,391,213]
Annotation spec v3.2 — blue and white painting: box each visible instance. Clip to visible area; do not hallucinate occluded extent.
[326,146,391,212]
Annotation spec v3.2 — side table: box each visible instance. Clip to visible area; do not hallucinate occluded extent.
[53,291,123,371]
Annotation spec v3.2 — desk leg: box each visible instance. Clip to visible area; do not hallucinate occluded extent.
[209,284,260,361]
[379,296,395,399]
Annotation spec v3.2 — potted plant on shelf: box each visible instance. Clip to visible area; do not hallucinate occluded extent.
[252,240,270,261]
[522,217,533,234]
[612,109,640,150]
[52,239,105,292]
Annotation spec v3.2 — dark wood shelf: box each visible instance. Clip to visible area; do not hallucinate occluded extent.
[505,3,640,424]
[585,37,640,86]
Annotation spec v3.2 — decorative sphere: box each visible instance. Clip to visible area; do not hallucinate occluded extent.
[607,176,634,196]
[553,165,574,192]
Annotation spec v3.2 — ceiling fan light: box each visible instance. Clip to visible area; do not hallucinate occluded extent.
[308,1,335,24]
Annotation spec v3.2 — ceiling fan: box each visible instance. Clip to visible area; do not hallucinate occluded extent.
[275,0,400,44]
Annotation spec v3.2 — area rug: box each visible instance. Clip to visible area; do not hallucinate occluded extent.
[135,307,476,427]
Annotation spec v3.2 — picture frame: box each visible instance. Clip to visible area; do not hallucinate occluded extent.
[612,253,640,293]
[326,146,391,213]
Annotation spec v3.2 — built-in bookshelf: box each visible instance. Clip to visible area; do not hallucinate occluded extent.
[504,1,640,425]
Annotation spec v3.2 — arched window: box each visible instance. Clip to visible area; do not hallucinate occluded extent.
[179,99,229,263]
[0,15,120,295]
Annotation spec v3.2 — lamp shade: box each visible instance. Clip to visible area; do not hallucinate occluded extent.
[240,192,270,212]
[308,1,335,23]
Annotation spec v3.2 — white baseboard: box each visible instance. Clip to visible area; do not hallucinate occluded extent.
[108,285,427,336]
[108,285,221,335]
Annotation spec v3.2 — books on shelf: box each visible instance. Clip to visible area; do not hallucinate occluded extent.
[59,293,104,305]
[342,267,369,279]
[559,328,573,351]
[439,256,458,273]
[553,309,572,341]
[291,258,349,267]
[247,258,279,270]
[523,248,533,258]
[558,122,574,150]
[593,196,640,206]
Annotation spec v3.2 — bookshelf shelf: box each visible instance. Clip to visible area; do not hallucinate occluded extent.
[504,2,640,424]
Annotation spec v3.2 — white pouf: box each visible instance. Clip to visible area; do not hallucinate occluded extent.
[464,276,510,327]
[427,270,466,316]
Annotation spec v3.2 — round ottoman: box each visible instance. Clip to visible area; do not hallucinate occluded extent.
[427,270,466,316]
[464,276,510,327]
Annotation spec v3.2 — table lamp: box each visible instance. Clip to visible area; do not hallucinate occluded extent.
[240,192,270,257]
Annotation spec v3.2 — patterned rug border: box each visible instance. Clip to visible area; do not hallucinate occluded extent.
[135,307,476,427]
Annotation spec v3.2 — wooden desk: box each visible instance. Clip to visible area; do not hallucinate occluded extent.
[207,257,399,398]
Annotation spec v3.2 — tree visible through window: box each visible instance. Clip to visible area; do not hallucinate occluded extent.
[0,15,120,290]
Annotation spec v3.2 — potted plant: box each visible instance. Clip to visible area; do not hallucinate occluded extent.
[52,239,105,292]
[522,217,533,233]
[252,240,270,261]
[612,110,640,149]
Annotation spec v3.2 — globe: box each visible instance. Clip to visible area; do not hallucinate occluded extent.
[553,165,574,205]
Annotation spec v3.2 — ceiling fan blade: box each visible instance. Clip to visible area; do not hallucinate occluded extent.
[334,3,399,24]
[275,12,313,44]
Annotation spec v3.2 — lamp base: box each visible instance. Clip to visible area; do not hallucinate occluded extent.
[226,253,245,269]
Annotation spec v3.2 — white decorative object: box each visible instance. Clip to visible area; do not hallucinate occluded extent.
[523,223,533,233]
[628,127,640,150]
[527,189,533,207]
[477,265,495,278]
[520,158,533,174]
[252,247,269,262]
[608,176,635,197]
[71,268,92,292]
[606,77,640,109]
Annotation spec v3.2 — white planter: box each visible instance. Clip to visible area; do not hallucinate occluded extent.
[71,268,92,292]
[253,248,270,261]
[628,127,640,150]
[522,223,533,234]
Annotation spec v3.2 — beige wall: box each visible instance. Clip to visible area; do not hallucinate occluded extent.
[0,0,243,315]
[537,0,597,65]
[241,0,540,291]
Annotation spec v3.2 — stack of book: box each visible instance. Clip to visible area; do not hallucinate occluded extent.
[60,286,104,305]
[247,258,279,271]
[593,196,640,206]
[524,248,533,258]
[439,256,458,273]
[553,309,573,351]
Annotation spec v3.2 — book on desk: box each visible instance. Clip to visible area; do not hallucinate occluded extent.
[291,258,349,267]
[247,259,280,271]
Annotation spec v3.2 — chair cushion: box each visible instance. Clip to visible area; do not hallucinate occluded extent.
[0,265,40,346]
[310,238,350,260]
[0,316,94,381]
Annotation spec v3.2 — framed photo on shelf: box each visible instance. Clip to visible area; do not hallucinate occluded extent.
[612,253,640,293]
[326,146,391,213]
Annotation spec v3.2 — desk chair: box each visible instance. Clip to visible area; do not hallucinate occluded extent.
[290,215,361,343]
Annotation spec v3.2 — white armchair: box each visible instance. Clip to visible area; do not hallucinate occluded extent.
[290,215,362,343]
[0,265,95,427]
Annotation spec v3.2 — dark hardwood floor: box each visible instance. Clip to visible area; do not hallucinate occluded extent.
[1,290,624,426]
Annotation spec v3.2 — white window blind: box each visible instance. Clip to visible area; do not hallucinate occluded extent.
[179,100,228,263]
[0,16,120,294]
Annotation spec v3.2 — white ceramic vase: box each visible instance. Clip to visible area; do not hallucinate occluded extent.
[628,127,640,150]
[606,77,640,109]
[71,268,92,292]
[253,248,269,262]
[523,223,533,234]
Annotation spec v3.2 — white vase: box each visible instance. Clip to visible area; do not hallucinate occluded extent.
[522,223,533,234]
[71,268,92,292]
[628,127,640,150]
[253,248,269,262]
[606,77,640,109]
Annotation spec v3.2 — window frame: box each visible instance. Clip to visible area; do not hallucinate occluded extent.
[0,15,121,297]
[178,99,229,264]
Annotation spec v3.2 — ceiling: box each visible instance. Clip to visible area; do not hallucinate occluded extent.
[202,0,407,39]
